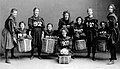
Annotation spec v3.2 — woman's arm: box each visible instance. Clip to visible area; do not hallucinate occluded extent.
[28,18,33,31]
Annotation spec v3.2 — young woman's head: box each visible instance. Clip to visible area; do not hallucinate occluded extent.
[33,7,40,17]
[100,21,107,28]
[10,8,18,17]
[19,21,26,29]
[76,16,83,25]
[87,8,93,16]
[61,28,68,37]
[108,4,116,13]
[63,11,70,20]
[47,23,53,31]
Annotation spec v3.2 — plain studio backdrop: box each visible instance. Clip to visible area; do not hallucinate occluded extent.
[0,0,120,53]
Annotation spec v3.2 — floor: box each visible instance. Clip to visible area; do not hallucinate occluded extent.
[0,52,120,69]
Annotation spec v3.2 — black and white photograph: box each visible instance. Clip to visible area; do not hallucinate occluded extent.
[0,0,120,69]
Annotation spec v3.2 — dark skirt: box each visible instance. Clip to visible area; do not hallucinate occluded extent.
[109,28,118,44]
[31,28,42,47]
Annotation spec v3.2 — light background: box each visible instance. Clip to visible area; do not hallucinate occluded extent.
[0,0,120,53]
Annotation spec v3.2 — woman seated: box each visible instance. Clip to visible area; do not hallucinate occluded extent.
[17,21,32,52]
[97,21,109,52]
[72,17,86,52]
[58,28,72,56]
[17,21,31,39]
[97,21,109,40]
[73,16,86,40]
[44,23,57,38]
[42,23,58,54]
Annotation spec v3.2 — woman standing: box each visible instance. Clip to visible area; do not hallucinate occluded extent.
[58,11,74,37]
[1,8,18,64]
[84,8,98,61]
[107,4,119,65]
[28,7,45,60]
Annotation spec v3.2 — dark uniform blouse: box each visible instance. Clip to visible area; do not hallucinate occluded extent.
[17,28,28,34]
[97,28,109,40]
[17,28,29,38]
[58,36,72,50]
[2,15,17,49]
[44,30,56,38]
[73,23,86,40]
[5,15,17,37]
[107,13,119,44]
[28,16,45,46]
[58,18,74,37]
[84,16,98,42]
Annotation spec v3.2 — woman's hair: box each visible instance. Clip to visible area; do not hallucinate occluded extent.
[76,16,83,23]
[108,4,116,12]
[63,10,70,18]
[47,23,53,28]
[33,7,40,12]
[87,7,93,12]
[60,27,68,34]
[10,8,17,14]
[19,21,26,27]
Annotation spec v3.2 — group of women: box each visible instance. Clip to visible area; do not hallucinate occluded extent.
[1,4,119,65]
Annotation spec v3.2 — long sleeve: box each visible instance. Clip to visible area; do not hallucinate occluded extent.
[95,19,98,30]
[58,19,63,31]
[7,19,15,36]
[93,19,98,37]
[28,18,33,31]
[41,18,45,31]
[84,17,89,34]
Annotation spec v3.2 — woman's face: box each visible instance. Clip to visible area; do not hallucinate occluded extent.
[101,23,105,28]
[20,23,25,29]
[109,5,114,13]
[87,8,93,16]
[34,9,39,17]
[47,24,53,31]
[12,10,17,17]
[77,18,82,25]
[64,13,69,20]
[62,30,67,37]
